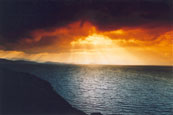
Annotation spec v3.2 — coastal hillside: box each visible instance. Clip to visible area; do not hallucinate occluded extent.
[0,68,86,115]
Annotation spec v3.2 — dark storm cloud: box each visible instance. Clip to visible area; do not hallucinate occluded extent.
[0,0,172,47]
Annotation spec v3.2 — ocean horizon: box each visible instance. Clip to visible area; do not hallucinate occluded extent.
[1,59,172,114]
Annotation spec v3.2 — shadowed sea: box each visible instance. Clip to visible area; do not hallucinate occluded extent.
[1,63,173,115]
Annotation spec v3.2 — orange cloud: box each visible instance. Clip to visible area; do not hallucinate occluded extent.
[0,21,172,65]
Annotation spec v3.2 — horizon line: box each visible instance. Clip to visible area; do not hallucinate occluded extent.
[0,58,172,67]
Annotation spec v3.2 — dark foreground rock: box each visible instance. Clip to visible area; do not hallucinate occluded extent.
[0,68,86,115]
[90,112,103,115]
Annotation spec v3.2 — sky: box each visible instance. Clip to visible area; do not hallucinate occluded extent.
[0,0,172,65]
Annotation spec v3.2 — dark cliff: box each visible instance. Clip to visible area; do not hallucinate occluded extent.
[0,68,86,115]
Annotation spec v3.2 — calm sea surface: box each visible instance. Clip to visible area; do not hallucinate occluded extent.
[2,63,173,114]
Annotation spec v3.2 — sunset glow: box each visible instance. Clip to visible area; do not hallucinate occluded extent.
[0,21,172,65]
[71,34,112,46]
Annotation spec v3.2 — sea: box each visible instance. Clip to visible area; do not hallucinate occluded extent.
[1,62,173,115]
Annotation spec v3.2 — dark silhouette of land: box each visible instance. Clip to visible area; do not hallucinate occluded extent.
[0,67,86,115]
